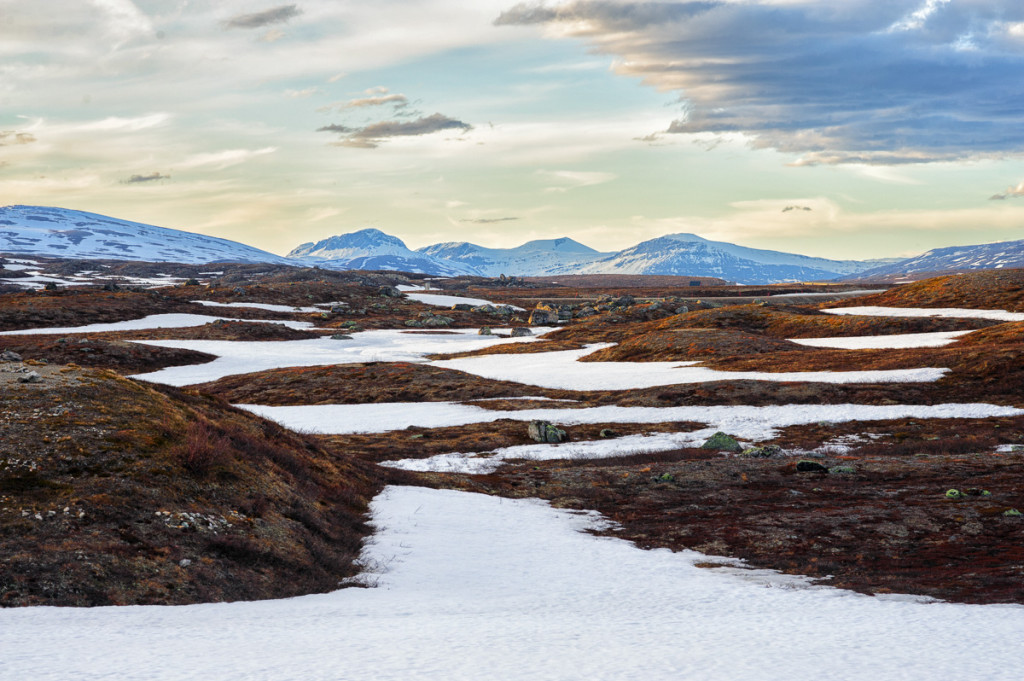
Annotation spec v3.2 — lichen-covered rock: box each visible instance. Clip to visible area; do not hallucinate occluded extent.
[599,428,619,438]
[828,465,857,475]
[528,308,559,325]
[945,488,964,499]
[796,460,828,473]
[478,326,493,336]
[510,327,532,337]
[527,420,566,444]
[700,432,742,452]
[740,445,782,458]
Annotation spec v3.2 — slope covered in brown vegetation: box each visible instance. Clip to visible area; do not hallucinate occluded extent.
[0,364,389,606]
[827,269,1024,311]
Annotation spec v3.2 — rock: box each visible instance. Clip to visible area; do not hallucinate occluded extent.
[421,315,453,328]
[510,327,532,337]
[1003,508,1022,517]
[329,305,347,313]
[18,371,42,384]
[599,428,619,438]
[233,286,246,296]
[527,308,559,325]
[378,286,404,298]
[330,334,353,340]
[675,306,690,314]
[1,350,22,362]
[795,460,828,473]
[478,326,493,336]
[828,465,857,475]
[700,432,742,452]
[575,306,598,318]
[527,420,566,444]
[964,488,991,497]
[945,488,963,499]
[179,559,192,568]
[740,445,782,458]
[451,303,475,311]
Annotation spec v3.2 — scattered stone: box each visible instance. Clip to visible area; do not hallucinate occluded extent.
[700,432,742,452]
[740,445,782,458]
[527,420,566,444]
[599,428,619,439]
[1,350,22,362]
[451,303,475,311]
[330,334,353,340]
[527,308,559,325]
[17,371,42,384]
[510,327,532,337]
[796,460,828,473]
[179,559,192,567]
[478,326,493,336]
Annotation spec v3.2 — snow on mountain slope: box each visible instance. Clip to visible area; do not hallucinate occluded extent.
[849,239,1024,279]
[570,235,858,284]
[0,205,293,264]
[288,229,479,276]
[418,237,610,276]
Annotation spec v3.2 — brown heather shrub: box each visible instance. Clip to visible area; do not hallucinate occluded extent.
[175,419,232,476]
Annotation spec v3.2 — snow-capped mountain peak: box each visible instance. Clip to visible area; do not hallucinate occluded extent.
[0,205,292,264]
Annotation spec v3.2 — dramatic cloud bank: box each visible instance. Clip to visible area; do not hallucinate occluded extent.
[496,0,1024,164]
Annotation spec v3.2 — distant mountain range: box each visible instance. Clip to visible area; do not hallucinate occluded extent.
[291,228,890,284]
[3,205,1023,284]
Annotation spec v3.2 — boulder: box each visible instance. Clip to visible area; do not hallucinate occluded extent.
[451,303,475,311]
[330,334,353,340]
[1,350,22,362]
[740,445,782,458]
[510,327,533,337]
[378,286,404,298]
[796,460,828,473]
[18,371,42,384]
[700,432,742,452]
[478,326,493,336]
[528,420,567,444]
[528,309,559,325]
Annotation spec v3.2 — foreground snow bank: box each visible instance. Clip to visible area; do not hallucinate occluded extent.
[3,486,1023,681]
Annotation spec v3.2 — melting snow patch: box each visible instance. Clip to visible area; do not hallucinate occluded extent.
[130,328,548,386]
[0,314,315,336]
[430,344,949,390]
[789,330,973,349]
[190,300,324,313]
[823,306,1024,322]
[3,485,1024,681]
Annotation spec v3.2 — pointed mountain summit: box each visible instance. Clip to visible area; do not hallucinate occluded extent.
[288,228,479,276]
[0,205,292,264]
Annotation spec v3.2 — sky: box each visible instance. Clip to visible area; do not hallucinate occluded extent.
[4,0,1024,260]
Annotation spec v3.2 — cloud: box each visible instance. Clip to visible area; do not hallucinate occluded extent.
[782,205,812,212]
[176,147,278,170]
[461,217,520,224]
[496,1,1024,165]
[319,88,410,113]
[990,182,1024,200]
[120,172,170,184]
[320,113,472,149]
[537,169,616,192]
[0,131,36,146]
[224,5,303,30]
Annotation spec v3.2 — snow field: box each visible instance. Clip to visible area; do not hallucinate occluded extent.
[239,401,1024,472]
[0,313,315,336]
[130,328,551,386]
[430,344,949,390]
[824,306,1024,322]
[190,300,325,313]
[3,486,1023,681]
[788,330,973,349]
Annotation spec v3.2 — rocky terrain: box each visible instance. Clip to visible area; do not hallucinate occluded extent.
[2,261,1023,606]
